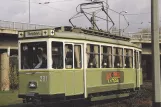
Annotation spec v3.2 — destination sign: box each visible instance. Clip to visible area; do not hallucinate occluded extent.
[25,30,42,37]
[106,72,120,83]
[102,71,124,84]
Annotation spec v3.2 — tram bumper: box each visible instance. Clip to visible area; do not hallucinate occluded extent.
[26,92,39,97]
[18,92,39,103]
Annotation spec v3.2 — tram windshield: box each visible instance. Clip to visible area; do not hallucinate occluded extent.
[21,42,47,69]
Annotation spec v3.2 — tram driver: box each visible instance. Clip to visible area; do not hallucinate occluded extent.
[34,47,47,69]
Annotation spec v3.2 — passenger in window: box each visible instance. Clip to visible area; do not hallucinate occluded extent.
[102,56,108,68]
[35,47,47,69]
[65,45,73,68]
[52,47,59,69]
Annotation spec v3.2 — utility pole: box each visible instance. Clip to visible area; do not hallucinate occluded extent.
[29,0,31,23]
[119,12,121,36]
[151,0,161,106]
[106,0,108,32]
[119,11,127,36]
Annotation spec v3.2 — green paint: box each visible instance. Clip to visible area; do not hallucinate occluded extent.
[90,93,129,101]
[19,72,50,94]
[19,70,84,96]
[87,83,134,94]
[86,68,142,94]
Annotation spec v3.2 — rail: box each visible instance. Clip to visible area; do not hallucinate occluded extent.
[0,20,55,30]
[127,33,161,41]
[0,20,160,41]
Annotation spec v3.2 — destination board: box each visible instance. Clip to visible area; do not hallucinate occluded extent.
[25,31,42,37]
[102,71,124,84]
[106,72,120,83]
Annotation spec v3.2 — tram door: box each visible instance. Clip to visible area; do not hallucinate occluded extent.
[64,43,84,96]
[135,51,140,87]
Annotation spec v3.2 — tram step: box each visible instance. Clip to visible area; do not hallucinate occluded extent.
[90,93,129,101]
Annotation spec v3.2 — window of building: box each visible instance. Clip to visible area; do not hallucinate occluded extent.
[87,44,100,68]
[65,44,73,69]
[101,46,112,68]
[52,42,63,69]
[74,45,82,69]
[113,47,123,68]
[124,49,133,68]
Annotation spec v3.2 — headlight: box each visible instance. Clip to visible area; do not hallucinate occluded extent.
[18,32,24,38]
[28,81,37,89]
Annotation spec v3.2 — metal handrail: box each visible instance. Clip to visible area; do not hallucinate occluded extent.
[126,33,161,41]
[0,20,160,41]
[0,20,55,30]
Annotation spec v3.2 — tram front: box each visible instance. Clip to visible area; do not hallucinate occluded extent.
[18,29,54,104]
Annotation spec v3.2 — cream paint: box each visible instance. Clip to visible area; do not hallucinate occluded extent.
[18,38,141,71]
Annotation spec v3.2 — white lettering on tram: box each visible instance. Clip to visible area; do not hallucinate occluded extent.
[26,31,42,37]
[40,76,48,82]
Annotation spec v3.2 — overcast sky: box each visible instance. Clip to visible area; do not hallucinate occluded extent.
[0,0,160,33]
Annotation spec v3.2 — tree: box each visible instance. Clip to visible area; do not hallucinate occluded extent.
[138,27,161,34]
[138,28,151,33]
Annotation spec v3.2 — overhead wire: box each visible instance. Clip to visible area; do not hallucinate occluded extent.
[8,0,68,12]
[73,1,115,30]
[46,0,74,3]
[122,15,129,32]
[84,12,112,22]
[38,3,67,12]
[70,8,103,21]
[81,6,102,9]
[11,0,38,4]
[123,12,150,15]
[33,0,69,12]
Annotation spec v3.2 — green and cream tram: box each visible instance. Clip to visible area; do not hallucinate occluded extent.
[18,26,143,104]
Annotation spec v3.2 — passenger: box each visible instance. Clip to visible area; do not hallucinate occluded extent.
[34,48,47,69]
[52,47,59,68]
[22,45,29,69]
[65,45,73,68]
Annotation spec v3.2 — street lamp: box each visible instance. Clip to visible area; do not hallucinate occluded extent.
[119,11,127,36]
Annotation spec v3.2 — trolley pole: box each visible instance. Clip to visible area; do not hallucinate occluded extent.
[151,0,161,106]
[92,12,96,30]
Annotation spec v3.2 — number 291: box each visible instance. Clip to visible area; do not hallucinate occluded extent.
[40,76,48,82]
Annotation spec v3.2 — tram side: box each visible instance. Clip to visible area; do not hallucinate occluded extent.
[18,28,143,104]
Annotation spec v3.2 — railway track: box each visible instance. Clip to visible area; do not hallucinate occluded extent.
[32,95,151,107]
[29,81,152,107]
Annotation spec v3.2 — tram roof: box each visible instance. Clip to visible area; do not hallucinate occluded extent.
[18,26,140,48]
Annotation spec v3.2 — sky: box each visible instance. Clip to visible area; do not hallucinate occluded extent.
[0,0,160,33]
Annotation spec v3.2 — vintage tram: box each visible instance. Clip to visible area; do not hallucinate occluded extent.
[18,26,143,105]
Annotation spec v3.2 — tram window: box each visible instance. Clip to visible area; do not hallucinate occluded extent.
[113,47,123,68]
[65,44,73,69]
[124,49,133,68]
[139,51,142,68]
[52,42,63,69]
[135,51,139,69]
[21,42,47,69]
[101,46,112,68]
[74,45,82,68]
[87,44,100,68]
